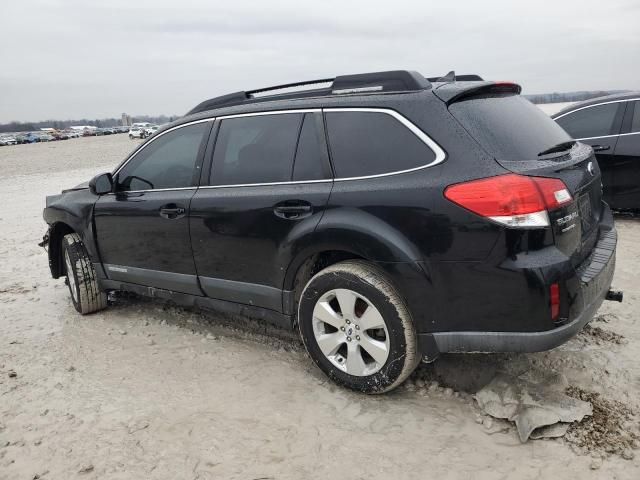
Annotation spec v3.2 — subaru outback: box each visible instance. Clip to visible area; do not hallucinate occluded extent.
[42,70,620,393]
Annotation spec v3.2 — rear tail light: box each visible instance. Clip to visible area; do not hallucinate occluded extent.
[444,174,572,228]
[550,283,560,321]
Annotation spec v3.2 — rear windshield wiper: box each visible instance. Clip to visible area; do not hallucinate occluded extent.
[538,140,576,157]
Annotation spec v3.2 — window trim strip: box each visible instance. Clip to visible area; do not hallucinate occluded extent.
[574,131,640,141]
[553,97,640,120]
[111,107,447,193]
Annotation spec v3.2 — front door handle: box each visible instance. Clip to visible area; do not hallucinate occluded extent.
[159,204,186,220]
[273,202,312,220]
[592,145,611,152]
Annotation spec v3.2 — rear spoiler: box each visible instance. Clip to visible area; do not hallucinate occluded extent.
[433,81,522,105]
[426,73,484,82]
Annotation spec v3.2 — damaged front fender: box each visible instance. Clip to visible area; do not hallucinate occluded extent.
[42,187,100,279]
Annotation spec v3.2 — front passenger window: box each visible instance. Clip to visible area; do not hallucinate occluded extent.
[556,103,620,139]
[117,122,208,191]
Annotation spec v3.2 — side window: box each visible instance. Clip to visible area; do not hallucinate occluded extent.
[325,111,436,178]
[117,122,208,191]
[292,113,329,181]
[556,103,620,139]
[211,114,302,185]
[631,101,640,133]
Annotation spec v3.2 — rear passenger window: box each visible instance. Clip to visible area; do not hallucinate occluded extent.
[293,114,329,181]
[631,101,640,133]
[211,113,303,185]
[556,103,620,139]
[325,111,435,178]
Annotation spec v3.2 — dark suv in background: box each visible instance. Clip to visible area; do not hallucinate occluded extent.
[42,70,619,393]
[553,92,640,210]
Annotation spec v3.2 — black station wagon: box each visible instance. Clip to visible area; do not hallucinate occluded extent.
[42,70,620,393]
[552,91,640,211]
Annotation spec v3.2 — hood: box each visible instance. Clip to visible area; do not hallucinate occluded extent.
[62,180,89,194]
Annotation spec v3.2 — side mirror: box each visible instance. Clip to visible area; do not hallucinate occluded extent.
[89,172,114,195]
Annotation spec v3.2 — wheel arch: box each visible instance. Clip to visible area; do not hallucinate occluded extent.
[283,215,436,336]
[47,222,75,278]
[283,209,424,295]
[44,189,101,279]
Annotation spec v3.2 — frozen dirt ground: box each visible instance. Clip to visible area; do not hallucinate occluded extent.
[0,135,638,479]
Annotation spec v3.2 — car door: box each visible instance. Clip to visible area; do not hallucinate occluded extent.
[611,100,640,209]
[189,111,333,312]
[554,101,626,207]
[94,120,212,295]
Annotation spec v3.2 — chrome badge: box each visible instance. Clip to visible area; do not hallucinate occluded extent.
[587,161,595,176]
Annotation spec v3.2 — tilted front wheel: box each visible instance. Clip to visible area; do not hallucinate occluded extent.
[298,261,419,393]
[62,233,107,314]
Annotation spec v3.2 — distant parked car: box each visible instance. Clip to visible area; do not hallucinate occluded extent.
[129,127,144,139]
[66,131,81,139]
[143,125,159,138]
[552,92,640,210]
[19,133,41,143]
[0,135,17,146]
[53,131,69,140]
[39,133,55,142]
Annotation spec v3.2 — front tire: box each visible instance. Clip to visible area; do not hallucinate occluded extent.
[298,261,419,394]
[62,233,107,314]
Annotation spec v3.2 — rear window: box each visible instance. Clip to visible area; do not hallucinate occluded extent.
[449,94,572,161]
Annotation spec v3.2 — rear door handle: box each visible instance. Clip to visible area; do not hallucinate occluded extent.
[159,204,186,219]
[273,202,312,220]
[592,145,610,152]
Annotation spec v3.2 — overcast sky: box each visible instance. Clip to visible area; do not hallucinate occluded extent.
[1,0,638,123]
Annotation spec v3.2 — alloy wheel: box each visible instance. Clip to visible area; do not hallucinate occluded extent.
[311,288,390,376]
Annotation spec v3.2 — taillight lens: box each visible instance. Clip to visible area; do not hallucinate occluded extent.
[444,174,572,228]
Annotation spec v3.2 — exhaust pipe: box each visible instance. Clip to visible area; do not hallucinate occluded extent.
[605,289,623,302]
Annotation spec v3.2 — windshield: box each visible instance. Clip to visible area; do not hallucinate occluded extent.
[449,94,572,161]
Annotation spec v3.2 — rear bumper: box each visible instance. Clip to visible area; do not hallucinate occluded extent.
[419,209,617,355]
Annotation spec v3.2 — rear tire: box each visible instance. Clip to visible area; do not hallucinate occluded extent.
[62,233,107,314]
[298,260,419,394]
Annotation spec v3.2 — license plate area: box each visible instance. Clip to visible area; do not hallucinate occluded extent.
[578,193,593,233]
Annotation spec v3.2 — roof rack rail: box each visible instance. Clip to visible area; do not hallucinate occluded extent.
[426,72,484,82]
[187,70,431,115]
[248,77,334,96]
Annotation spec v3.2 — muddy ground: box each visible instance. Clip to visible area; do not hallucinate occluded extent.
[0,135,639,479]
